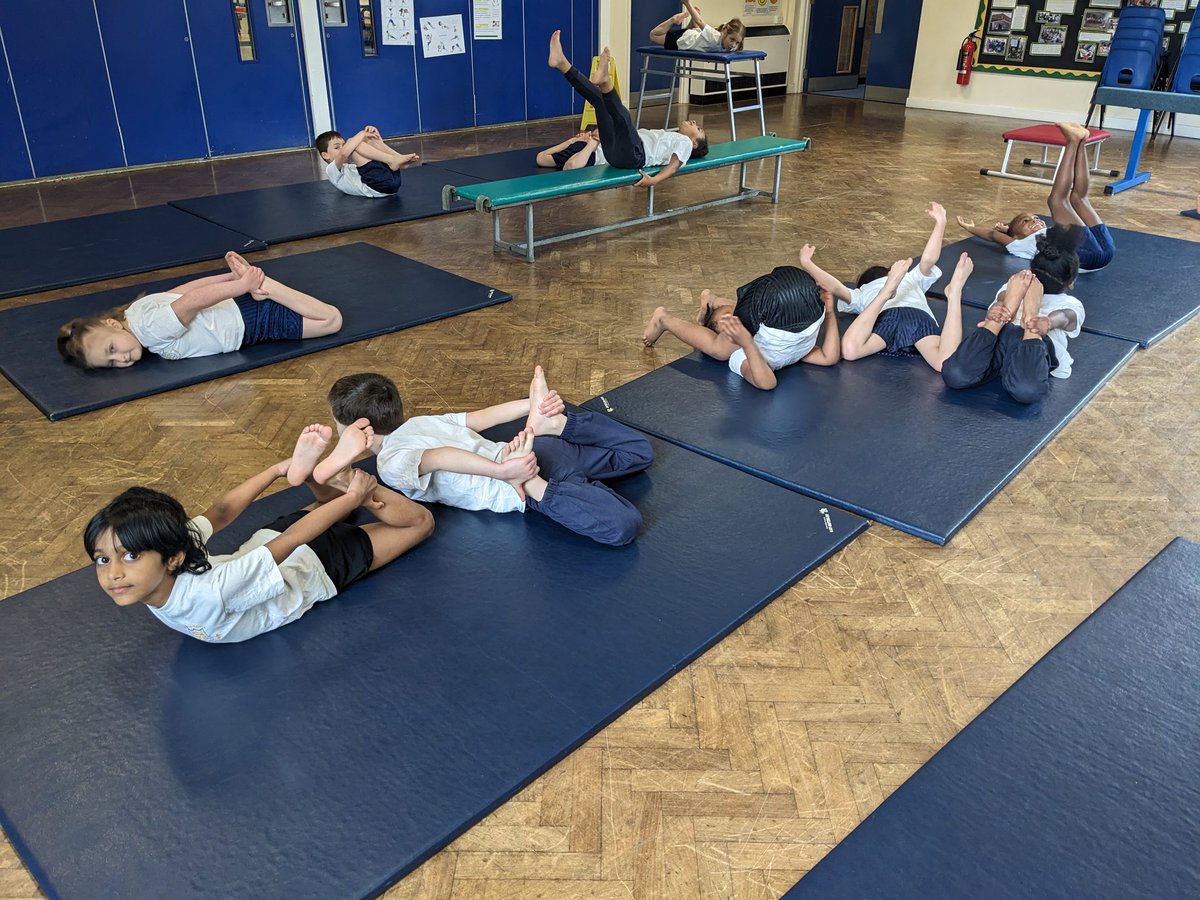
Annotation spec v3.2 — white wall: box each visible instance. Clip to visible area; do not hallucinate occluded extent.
[907,0,1200,137]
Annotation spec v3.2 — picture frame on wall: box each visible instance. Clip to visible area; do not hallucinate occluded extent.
[1082,9,1114,29]
[1076,42,1097,61]
[1006,34,1028,60]
[989,10,1014,33]
[1034,11,1063,23]
[1039,24,1068,44]
[985,36,1009,54]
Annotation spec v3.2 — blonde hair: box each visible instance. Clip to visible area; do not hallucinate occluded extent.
[719,19,747,50]
[57,302,132,368]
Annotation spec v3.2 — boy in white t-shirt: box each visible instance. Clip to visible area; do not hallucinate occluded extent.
[649,2,747,53]
[641,264,841,390]
[321,366,654,546]
[800,202,968,373]
[315,125,420,198]
[544,31,707,188]
[942,225,1086,404]
[84,425,433,643]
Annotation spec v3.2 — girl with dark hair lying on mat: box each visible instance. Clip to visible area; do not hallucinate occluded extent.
[57,252,342,370]
[956,122,1115,273]
[544,30,707,188]
[800,202,967,372]
[84,425,432,642]
[941,225,1086,405]
[641,264,841,390]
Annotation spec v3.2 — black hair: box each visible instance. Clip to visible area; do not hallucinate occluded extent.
[328,372,405,434]
[1030,224,1083,295]
[734,266,824,335]
[84,487,210,575]
[856,266,890,287]
[692,135,710,159]
[314,130,344,154]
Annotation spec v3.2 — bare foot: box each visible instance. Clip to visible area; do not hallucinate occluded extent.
[525,365,568,436]
[1021,277,1045,333]
[389,152,420,171]
[501,428,535,461]
[548,30,569,72]
[983,270,1029,327]
[592,47,611,87]
[225,251,250,276]
[1059,121,1089,143]
[643,307,669,347]
[287,423,333,486]
[313,417,375,484]
[948,252,974,289]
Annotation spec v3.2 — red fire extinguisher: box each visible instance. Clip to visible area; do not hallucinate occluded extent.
[957,33,978,85]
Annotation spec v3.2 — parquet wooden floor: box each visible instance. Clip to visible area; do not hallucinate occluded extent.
[1,93,1198,899]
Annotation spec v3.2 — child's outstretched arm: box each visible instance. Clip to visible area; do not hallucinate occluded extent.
[801,290,841,366]
[682,0,707,29]
[169,267,265,325]
[798,244,853,302]
[168,272,241,295]
[202,460,292,534]
[956,214,1015,247]
[716,314,777,389]
[635,155,684,188]
[919,201,947,276]
[418,447,538,485]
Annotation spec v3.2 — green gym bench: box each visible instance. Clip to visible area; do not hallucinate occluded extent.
[442,135,810,262]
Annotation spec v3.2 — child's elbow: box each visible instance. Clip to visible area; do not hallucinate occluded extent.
[840,338,864,361]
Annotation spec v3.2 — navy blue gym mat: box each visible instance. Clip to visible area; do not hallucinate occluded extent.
[584,302,1136,544]
[785,537,1200,898]
[168,165,482,244]
[0,242,510,420]
[0,434,867,899]
[0,205,264,301]
[929,228,1200,347]
[1181,208,1200,220]
[424,147,548,181]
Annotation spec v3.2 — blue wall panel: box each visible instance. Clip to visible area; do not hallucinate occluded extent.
[523,0,574,122]
[95,0,208,166]
[185,0,311,155]
[628,0,675,105]
[323,1,420,138]
[472,0,526,126]
[0,1,125,177]
[414,0,475,133]
[0,51,33,182]
[570,0,599,116]
[865,0,923,90]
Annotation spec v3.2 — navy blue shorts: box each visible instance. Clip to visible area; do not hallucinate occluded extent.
[358,159,404,195]
[550,140,596,170]
[874,307,939,357]
[663,28,683,50]
[261,510,374,591]
[1078,222,1115,271]
[235,293,303,347]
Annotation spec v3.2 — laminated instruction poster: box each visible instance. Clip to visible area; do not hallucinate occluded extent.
[474,0,502,40]
[382,0,414,46]
[421,14,465,58]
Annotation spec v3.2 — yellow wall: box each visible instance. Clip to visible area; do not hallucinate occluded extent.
[907,0,1200,137]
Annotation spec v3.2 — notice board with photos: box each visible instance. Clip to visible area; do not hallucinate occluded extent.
[973,0,1199,80]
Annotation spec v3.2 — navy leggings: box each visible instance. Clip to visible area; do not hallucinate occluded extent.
[525,411,653,546]
[941,324,1059,405]
[562,66,646,169]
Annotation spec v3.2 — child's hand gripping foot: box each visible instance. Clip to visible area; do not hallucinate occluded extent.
[344,469,381,507]
[498,429,539,500]
[694,289,721,326]
[313,417,375,485]
[525,365,568,436]
[1022,277,1050,336]
[985,270,1031,327]
[287,423,333,486]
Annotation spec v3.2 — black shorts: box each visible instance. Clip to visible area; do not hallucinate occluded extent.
[550,140,596,170]
[664,28,683,50]
[262,511,374,590]
[358,159,404,194]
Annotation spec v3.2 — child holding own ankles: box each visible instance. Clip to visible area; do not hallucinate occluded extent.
[649,2,747,52]
[541,30,708,187]
[314,124,420,199]
[321,366,654,547]
[956,122,1115,272]
[941,225,1086,404]
[641,263,841,390]
[799,202,967,372]
[57,251,342,370]
[85,424,433,643]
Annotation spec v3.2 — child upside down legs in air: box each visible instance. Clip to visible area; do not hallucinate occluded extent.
[58,252,342,369]
[799,202,966,372]
[322,366,654,546]
[86,425,433,642]
[956,122,1115,272]
[642,264,841,390]
[941,225,1086,404]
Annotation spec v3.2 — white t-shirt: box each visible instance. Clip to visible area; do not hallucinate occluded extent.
[376,413,524,513]
[594,129,693,168]
[1005,230,1043,260]
[147,516,336,643]
[991,287,1086,379]
[728,312,825,378]
[124,292,246,360]
[676,24,723,52]
[839,266,941,319]
[324,160,387,198]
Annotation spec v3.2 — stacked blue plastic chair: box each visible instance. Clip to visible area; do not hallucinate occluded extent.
[1171,20,1200,94]
[1100,7,1165,90]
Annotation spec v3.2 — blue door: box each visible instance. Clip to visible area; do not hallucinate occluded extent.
[414,0,474,133]
[628,0,677,103]
[322,0,420,137]
[804,0,864,92]
[95,0,209,166]
[864,0,923,94]
[472,0,525,126]
[186,0,311,155]
[0,56,33,182]
[0,0,125,177]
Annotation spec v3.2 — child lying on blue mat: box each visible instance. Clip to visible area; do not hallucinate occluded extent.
[85,425,433,642]
[315,124,420,198]
[57,252,342,370]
